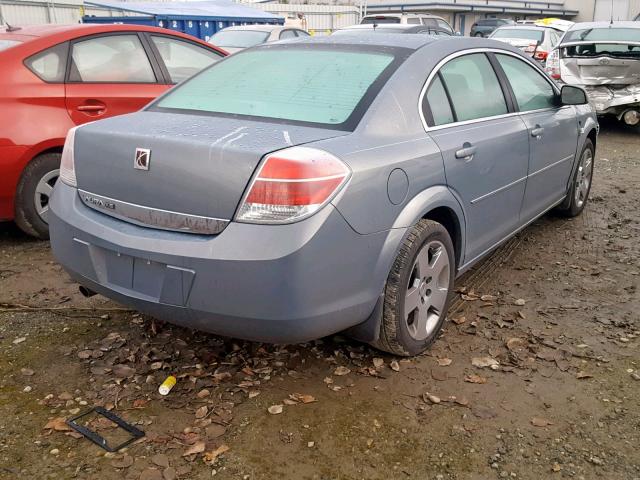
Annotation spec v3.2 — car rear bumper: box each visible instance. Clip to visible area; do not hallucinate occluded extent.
[49,182,405,343]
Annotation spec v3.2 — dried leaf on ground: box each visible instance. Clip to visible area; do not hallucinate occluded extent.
[464,374,487,384]
[139,469,163,480]
[151,453,169,468]
[437,358,452,367]
[203,445,230,464]
[182,441,206,457]
[531,417,554,427]
[481,294,497,302]
[195,406,208,419]
[471,356,499,369]
[423,393,441,404]
[372,358,384,368]
[390,360,400,372]
[111,454,134,469]
[451,316,466,325]
[576,371,593,379]
[20,368,34,376]
[333,366,351,376]
[205,423,226,439]
[44,417,72,432]
[112,364,135,378]
[268,404,283,415]
[514,298,526,306]
[289,393,317,404]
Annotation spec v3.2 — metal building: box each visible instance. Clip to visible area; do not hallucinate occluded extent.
[0,0,84,25]
[82,0,284,41]
[248,3,360,35]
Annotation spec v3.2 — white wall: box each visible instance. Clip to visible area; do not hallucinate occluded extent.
[0,0,83,25]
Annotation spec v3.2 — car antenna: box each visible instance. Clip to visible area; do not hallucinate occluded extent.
[610,0,614,25]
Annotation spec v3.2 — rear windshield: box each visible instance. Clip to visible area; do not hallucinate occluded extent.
[361,16,401,24]
[0,39,22,52]
[564,27,640,43]
[492,28,544,42]
[154,46,399,129]
[209,30,270,48]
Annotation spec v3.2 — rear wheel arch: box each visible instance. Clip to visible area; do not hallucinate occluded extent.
[422,206,462,269]
[586,128,597,151]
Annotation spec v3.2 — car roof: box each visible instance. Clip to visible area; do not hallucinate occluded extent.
[341,24,429,30]
[566,21,640,30]
[219,25,285,32]
[362,13,444,19]
[494,25,549,31]
[285,32,441,49]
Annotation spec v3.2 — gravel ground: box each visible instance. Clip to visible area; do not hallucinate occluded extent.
[0,120,638,480]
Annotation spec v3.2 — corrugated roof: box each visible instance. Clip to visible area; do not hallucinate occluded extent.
[85,0,283,20]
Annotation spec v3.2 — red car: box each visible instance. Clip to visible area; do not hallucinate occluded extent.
[0,24,226,238]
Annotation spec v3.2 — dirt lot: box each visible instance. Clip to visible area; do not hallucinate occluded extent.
[1,120,638,480]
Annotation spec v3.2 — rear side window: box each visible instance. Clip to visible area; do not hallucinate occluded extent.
[361,16,401,24]
[151,35,222,84]
[436,20,452,32]
[424,75,454,126]
[496,54,556,112]
[69,34,156,83]
[155,47,396,127]
[25,42,68,82]
[439,54,507,122]
[407,18,421,25]
[279,29,297,39]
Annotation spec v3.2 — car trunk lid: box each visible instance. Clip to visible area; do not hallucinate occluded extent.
[559,42,640,85]
[73,111,348,232]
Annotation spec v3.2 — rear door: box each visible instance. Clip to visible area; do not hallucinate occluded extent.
[494,53,577,223]
[422,52,529,264]
[64,32,166,125]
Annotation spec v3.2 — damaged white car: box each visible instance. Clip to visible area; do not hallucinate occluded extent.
[546,22,640,129]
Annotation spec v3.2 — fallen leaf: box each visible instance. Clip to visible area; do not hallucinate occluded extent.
[437,358,452,367]
[464,374,487,384]
[195,406,208,419]
[205,423,226,439]
[203,445,229,464]
[248,390,260,398]
[531,417,554,427]
[390,360,400,372]
[506,337,526,352]
[139,468,163,480]
[472,405,497,419]
[576,371,593,379]
[471,356,499,369]
[182,441,206,457]
[111,454,134,469]
[44,417,71,432]
[333,366,351,376]
[268,404,283,415]
[20,368,34,376]
[290,393,316,404]
[12,337,26,345]
[372,358,384,368]
[163,467,177,480]
[431,369,448,381]
[514,298,526,306]
[481,294,497,302]
[283,399,297,406]
[77,350,92,359]
[132,398,149,409]
[451,316,466,325]
[197,389,210,399]
[323,376,334,384]
[112,364,135,378]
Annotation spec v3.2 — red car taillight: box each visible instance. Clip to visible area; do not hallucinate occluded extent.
[534,50,549,61]
[545,49,561,80]
[236,146,351,224]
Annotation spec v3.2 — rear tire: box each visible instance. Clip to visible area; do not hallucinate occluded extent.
[556,140,594,217]
[14,153,61,239]
[474,32,484,37]
[373,219,455,356]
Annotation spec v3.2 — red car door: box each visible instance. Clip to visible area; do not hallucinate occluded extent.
[64,32,167,125]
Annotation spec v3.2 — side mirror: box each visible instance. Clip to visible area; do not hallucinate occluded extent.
[561,85,588,105]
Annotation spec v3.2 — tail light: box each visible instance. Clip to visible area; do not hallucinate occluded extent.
[236,146,350,224]
[59,126,78,187]
[545,48,561,80]
[534,49,548,61]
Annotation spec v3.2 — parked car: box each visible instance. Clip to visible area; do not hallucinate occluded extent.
[333,24,452,36]
[49,35,597,356]
[546,21,640,130]
[0,24,225,239]
[360,13,454,33]
[470,18,515,37]
[208,25,309,54]
[490,25,562,63]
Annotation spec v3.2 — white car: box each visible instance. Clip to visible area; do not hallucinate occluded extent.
[360,13,454,34]
[490,25,562,64]
[209,25,310,54]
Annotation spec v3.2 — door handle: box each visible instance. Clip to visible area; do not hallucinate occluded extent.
[531,125,544,138]
[77,105,105,112]
[455,143,477,161]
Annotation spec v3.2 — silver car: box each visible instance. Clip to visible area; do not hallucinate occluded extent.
[209,25,309,54]
[49,35,597,356]
[490,25,563,64]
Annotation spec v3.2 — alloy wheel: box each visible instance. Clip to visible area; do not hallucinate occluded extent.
[34,169,59,224]
[574,148,593,209]
[404,240,450,341]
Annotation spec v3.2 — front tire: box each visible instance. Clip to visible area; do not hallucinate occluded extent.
[14,152,61,239]
[373,219,455,356]
[556,140,594,217]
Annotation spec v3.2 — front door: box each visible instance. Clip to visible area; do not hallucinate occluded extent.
[423,53,529,264]
[64,33,167,125]
[494,53,578,222]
